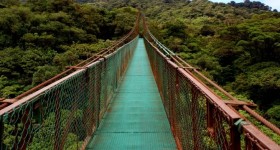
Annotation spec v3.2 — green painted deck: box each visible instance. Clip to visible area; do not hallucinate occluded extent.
[86,38,177,150]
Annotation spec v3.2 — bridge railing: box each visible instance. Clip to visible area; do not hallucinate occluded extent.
[0,13,140,150]
[142,14,280,150]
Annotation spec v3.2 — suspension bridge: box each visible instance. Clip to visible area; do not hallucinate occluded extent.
[0,13,280,150]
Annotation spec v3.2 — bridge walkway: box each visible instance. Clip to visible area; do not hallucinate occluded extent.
[86,38,177,149]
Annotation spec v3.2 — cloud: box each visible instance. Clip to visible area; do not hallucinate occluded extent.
[264,0,280,11]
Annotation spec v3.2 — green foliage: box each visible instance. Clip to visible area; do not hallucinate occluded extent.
[27,109,83,150]
[0,6,32,48]
[59,39,113,59]
[200,25,215,36]
[0,2,137,98]
[32,65,60,85]
[0,47,23,78]
[266,105,280,127]
[1,84,24,98]
[162,19,187,39]
[232,62,280,110]
[113,7,136,36]
[0,0,20,7]
[2,109,84,149]
[53,51,79,69]
[3,123,21,148]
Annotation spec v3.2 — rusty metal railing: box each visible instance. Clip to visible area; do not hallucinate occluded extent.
[142,13,280,150]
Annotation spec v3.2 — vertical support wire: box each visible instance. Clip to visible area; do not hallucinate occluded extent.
[54,90,61,150]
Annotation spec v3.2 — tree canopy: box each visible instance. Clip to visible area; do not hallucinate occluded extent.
[0,0,137,98]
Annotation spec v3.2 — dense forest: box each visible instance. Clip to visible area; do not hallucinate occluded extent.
[0,0,280,132]
[0,0,137,97]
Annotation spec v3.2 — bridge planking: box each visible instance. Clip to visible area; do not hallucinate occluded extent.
[86,38,177,149]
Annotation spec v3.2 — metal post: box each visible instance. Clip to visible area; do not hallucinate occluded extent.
[85,69,93,136]
[173,70,183,150]
[0,117,3,149]
[12,123,18,149]
[191,87,200,150]
[54,90,61,150]
[96,65,102,128]
[169,70,175,132]
[230,121,241,150]
[18,110,31,150]
[207,101,214,137]
[245,135,252,150]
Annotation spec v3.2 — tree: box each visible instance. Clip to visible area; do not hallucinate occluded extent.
[200,25,215,36]
[32,65,59,86]
[0,0,20,7]
[0,47,23,78]
[266,105,280,127]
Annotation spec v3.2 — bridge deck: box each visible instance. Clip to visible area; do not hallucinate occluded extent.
[86,38,177,149]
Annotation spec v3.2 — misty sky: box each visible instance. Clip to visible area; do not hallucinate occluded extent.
[209,0,280,11]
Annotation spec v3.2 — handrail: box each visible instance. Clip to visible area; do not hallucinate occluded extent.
[142,13,279,135]
[142,13,280,149]
[0,12,140,111]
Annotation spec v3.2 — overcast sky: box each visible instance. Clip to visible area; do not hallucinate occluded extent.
[209,0,280,11]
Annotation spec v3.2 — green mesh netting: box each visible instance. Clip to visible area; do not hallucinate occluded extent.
[144,38,238,150]
[0,36,138,150]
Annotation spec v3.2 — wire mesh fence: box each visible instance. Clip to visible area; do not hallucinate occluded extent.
[143,29,280,149]
[0,36,138,150]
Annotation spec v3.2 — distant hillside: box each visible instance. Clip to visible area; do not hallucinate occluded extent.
[78,0,275,10]
[0,0,137,98]
[228,0,277,12]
